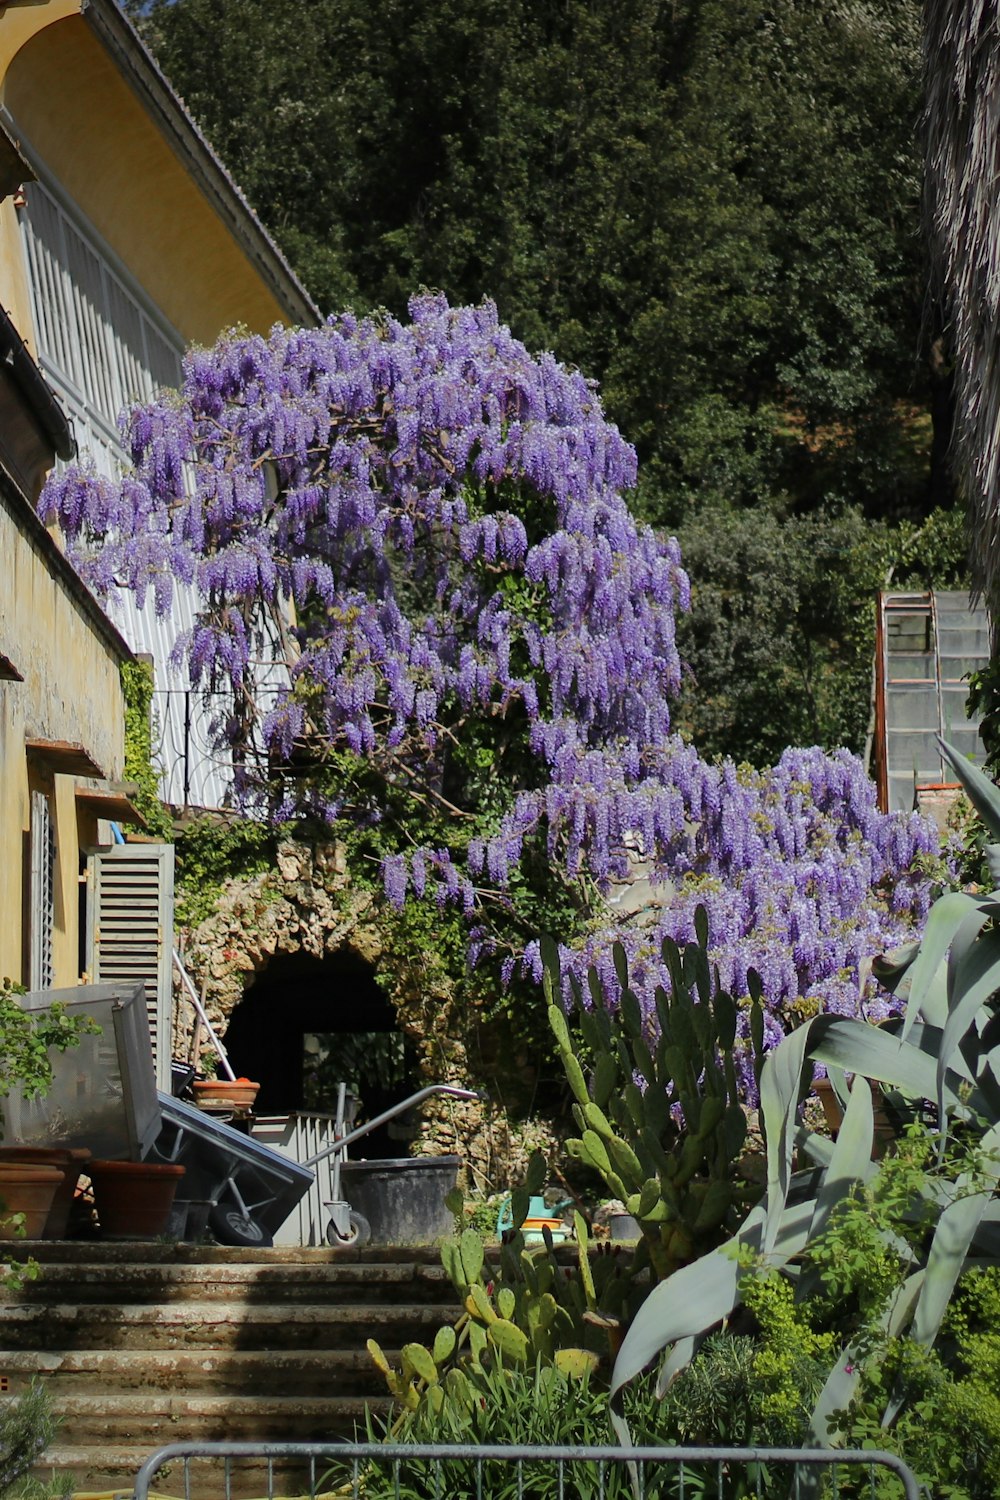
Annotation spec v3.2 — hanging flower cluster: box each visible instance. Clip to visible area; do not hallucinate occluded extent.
[40,295,938,1078]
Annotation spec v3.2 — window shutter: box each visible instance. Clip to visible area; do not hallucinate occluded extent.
[86,844,175,1091]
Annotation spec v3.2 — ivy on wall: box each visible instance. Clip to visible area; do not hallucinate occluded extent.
[119,659,173,840]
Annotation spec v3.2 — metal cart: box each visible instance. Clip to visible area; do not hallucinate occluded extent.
[151,1092,314,1247]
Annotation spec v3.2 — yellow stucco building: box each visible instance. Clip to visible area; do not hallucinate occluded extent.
[0,0,313,1006]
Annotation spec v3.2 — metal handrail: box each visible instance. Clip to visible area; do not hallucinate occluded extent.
[133,1439,923,1500]
[302,1084,481,1168]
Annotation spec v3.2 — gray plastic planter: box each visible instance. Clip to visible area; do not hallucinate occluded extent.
[339,1155,460,1244]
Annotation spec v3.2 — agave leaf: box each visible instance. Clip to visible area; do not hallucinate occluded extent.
[877,943,950,1029]
[939,736,1000,842]
[760,1022,817,1252]
[809,1016,968,1110]
[807,1075,876,1245]
[610,1199,814,1401]
[910,1120,1000,1353]
[946,908,996,1010]
[987,845,1000,889]
[937,928,1000,1132]
[900,891,1000,1038]
[796,1127,835,1169]
[823,1063,851,1118]
[655,1334,697,1399]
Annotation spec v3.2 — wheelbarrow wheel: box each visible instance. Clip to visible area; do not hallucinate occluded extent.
[326,1210,371,1247]
[209,1202,273,1247]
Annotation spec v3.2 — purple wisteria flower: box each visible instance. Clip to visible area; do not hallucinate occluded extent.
[39,295,941,1096]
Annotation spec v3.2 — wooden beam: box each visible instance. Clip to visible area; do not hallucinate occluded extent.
[25,738,105,777]
[75,786,148,830]
[0,651,23,681]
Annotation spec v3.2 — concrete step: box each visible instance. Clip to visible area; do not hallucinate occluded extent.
[0,1299,449,1351]
[7,1393,389,1444]
[2,1258,453,1306]
[6,1245,467,1497]
[2,1346,395,1397]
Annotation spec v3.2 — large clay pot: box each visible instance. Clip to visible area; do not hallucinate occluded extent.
[0,1163,64,1240]
[88,1160,186,1239]
[0,1147,91,1238]
[192,1079,260,1112]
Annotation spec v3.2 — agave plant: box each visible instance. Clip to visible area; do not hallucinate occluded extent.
[610,736,1000,1449]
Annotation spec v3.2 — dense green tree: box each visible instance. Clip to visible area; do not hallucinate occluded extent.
[132,0,932,516]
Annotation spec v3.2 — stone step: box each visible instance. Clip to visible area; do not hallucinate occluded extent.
[5,1242,449,1267]
[2,1346,394,1397]
[1,1300,449,1351]
[2,1258,453,1305]
[6,1393,389,1445]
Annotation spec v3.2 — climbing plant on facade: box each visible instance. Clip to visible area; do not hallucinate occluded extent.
[40,296,939,1077]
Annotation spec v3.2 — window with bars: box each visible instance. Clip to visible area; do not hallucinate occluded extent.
[29,789,55,991]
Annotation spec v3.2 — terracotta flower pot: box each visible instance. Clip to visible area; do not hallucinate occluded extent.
[192,1079,260,1111]
[0,1163,64,1240]
[813,1076,895,1159]
[88,1159,186,1239]
[0,1146,91,1238]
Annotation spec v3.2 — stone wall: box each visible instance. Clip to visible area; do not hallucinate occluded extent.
[174,839,551,1190]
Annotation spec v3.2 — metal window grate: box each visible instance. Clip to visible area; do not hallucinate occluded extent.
[28,789,54,991]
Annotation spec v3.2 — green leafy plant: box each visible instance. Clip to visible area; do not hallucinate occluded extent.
[0,983,94,1285]
[173,814,276,929]
[119,658,173,839]
[0,985,95,1134]
[541,911,766,1280]
[0,1383,56,1497]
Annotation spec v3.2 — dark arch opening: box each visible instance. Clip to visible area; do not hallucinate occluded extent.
[222,948,418,1156]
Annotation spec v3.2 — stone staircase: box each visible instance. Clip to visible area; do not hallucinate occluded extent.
[0,1242,459,1495]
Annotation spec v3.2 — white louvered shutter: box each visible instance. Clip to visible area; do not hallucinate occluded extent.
[86,844,175,1090]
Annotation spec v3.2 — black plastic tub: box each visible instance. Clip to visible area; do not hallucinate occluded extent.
[340,1155,461,1244]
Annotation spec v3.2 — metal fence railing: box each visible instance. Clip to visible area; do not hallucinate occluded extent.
[132,1440,923,1500]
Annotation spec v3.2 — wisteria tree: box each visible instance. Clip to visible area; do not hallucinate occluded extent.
[41,295,939,1085]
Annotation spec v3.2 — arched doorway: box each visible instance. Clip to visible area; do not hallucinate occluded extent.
[221,947,419,1156]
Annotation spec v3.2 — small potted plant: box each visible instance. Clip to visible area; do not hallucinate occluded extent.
[191,1051,260,1111]
[0,980,93,1242]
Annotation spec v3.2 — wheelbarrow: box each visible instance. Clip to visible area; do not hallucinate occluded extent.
[304,1082,480,1246]
[152,1091,314,1246]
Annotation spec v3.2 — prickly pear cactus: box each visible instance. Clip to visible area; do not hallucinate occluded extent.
[541,906,764,1279]
[368,1160,635,1427]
